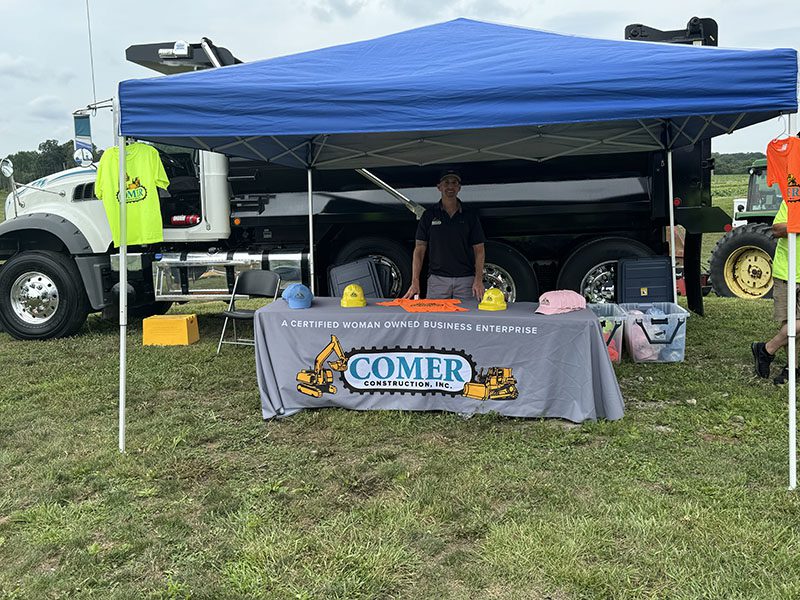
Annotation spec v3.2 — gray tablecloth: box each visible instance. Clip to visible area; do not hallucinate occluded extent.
[254,298,624,422]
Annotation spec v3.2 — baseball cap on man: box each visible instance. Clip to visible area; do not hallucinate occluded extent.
[282,283,313,309]
[535,290,586,315]
[438,168,462,183]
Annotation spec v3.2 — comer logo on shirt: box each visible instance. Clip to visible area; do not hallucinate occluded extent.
[343,348,474,393]
[125,176,148,203]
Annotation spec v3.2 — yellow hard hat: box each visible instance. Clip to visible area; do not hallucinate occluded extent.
[341,283,367,307]
[478,287,507,311]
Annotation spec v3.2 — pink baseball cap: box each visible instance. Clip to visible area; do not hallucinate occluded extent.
[535,290,586,315]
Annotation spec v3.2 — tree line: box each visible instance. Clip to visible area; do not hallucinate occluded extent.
[711,152,766,175]
[1,140,102,189]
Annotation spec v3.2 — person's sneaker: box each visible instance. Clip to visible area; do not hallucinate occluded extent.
[751,342,774,378]
[773,365,800,385]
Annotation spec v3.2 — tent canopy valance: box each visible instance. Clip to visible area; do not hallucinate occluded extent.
[118,18,798,169]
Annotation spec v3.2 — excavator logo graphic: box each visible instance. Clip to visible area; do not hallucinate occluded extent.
[296,335,348,397]
[297,335,519,401]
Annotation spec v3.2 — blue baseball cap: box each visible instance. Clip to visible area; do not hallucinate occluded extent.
[281,283,313,309]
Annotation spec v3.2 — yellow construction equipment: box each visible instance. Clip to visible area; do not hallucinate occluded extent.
[462,367,518,401]
[296,335,349,397]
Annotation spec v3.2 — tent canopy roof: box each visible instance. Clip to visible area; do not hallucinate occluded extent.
[119,18,798,168]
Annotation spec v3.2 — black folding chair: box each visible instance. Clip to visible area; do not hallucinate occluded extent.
[216,269,280,354]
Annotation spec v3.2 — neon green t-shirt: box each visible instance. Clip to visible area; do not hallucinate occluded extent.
[95,143,169,247]
[771,202,800,282]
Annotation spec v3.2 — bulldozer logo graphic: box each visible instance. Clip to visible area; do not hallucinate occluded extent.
[124,175,147,203]
[297,336,519,401]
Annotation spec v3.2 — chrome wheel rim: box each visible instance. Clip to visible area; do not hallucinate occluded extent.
[483,262,517,302]
[368,254,403,297]
[10,271,60,324]
[580,261,616,303]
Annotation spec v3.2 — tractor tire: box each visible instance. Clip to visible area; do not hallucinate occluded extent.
[709,223,776,299]
[0,251,90,340]
[556,237,655,303]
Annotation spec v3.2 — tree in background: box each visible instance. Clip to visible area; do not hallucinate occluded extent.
[2,140,102,188]
[711,152,766,174]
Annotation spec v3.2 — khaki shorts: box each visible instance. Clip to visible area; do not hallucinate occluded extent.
[772,278,800,323]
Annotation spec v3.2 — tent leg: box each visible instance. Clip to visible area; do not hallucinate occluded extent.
[116,119,128,454]
[307,168,315,294]
[789,109,797,491]
[789,233,796,490]
[667,151,678,304]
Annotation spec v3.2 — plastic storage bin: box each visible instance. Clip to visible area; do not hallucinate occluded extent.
[588,303,625,364]
[620,302,689,363]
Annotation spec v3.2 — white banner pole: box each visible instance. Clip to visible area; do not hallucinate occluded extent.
[667,151,678,304]
[115,96,128,454]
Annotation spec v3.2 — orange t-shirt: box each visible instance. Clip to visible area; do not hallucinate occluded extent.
[376,298,468,312]
[767,137,800,232]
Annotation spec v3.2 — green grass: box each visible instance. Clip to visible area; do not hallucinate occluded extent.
[2,297,800,599]
[0,190,6,221]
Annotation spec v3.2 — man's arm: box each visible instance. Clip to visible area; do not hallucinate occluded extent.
[403,241,427,298]
[774,222,788,238]
[472,243,485,300]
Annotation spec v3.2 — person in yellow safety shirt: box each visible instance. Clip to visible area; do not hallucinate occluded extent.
[752,201,800,384]
[95,142,169,247]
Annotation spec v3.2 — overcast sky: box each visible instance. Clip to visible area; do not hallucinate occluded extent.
[0,0,796,159]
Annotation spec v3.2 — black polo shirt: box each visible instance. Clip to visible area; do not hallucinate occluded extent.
[415,200,486,277]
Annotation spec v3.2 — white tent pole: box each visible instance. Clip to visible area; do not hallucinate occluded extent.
[115,96,128,454]
[307,168,315,294]
[788,111,797,490]
[667,150,678,304]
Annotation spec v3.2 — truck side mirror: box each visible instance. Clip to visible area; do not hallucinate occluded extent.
[73,149,94,168]
[0,158,13,178]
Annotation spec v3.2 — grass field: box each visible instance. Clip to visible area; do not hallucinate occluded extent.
[5,176,799,599]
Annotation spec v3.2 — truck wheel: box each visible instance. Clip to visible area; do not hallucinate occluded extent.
[334,237,412,297]
[0,251,90,340]
[556,237,654,303]
[709,223,776,299]
[483,241,539,302]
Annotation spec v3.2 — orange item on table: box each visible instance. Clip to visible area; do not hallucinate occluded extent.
[376,298,468,313]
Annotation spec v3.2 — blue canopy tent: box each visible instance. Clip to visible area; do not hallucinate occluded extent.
[112,18,798,452]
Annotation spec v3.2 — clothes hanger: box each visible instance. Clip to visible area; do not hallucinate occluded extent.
[771,114,788,142]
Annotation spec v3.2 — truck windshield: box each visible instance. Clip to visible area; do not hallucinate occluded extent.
[748,169,783,212]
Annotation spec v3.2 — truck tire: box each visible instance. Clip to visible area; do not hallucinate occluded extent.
[556,237,654,303]
[0,251,90,340]
[334,237,412,297]
[484,241,539,302]
[709,223,776,299]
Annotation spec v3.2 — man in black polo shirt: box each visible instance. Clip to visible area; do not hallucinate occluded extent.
[403,169,486,300]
